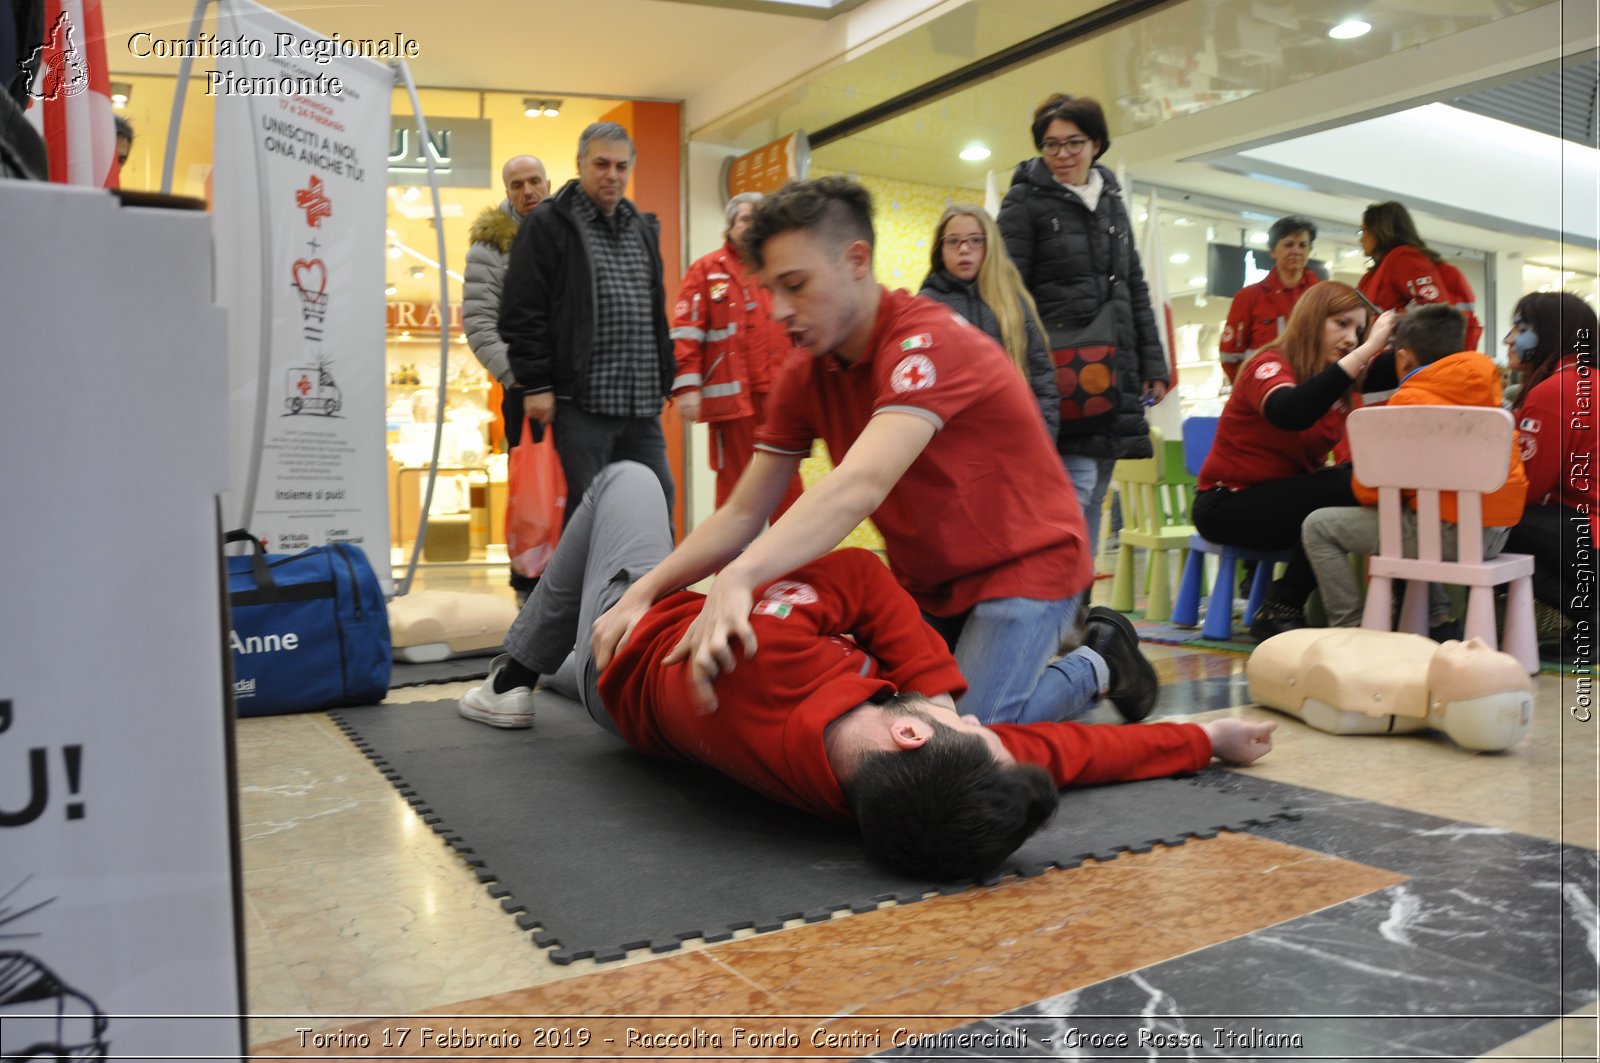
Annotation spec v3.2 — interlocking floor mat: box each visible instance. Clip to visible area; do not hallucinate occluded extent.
[329,697,1297,965]
[388,654,498,688]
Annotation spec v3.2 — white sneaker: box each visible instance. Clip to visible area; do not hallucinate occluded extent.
[458,654,535,729]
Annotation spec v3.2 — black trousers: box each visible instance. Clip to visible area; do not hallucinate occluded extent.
[1506,503,1592,621]
[1192,465,1356,608]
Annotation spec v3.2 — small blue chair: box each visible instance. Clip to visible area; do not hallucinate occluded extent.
[1171,417,1293,639]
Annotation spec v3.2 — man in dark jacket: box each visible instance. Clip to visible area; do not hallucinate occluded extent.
[499,122,676,525]
[998,94,1169,564]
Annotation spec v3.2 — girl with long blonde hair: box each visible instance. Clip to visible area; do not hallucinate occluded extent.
[919,204,1060,439]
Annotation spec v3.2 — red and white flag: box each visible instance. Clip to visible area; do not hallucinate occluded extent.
[23,0,118,187]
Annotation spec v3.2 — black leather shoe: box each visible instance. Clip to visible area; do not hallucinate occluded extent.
[1083,606,1158,722]
[1249,601,1307,642]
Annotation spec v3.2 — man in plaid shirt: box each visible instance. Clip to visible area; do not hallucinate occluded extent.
[501,122,677,525]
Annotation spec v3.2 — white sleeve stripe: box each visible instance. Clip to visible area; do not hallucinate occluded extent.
[754,442,811,456]
[670,327,706,341]
[671,373,703,390]
[875,405,945,431]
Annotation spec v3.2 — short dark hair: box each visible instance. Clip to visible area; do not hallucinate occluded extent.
[114,115,133,143]
[1392,304,1467,365]
[741,175,874,271]
[843,701,1058,881]
[577,121,633,162]
[1030,93,1109,159]
[1268,215,1316,248]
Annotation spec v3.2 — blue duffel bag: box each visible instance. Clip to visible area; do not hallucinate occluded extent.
[224,529,391,716]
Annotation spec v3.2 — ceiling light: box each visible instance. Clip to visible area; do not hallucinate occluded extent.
[1249,231,1268,244]
[1169,252,1190,264]
[959,144,991,162]
[409,266,425,279]
[1173,217,1193,227]
[400,329,412,339]
[388,246,402,259]
[524,98,563,118]
[1328,19,1371,40]
[109,81,131,108]
[544,101,562,117]
[384,284,397,296]
[1187,275,1207,288]
[1138,210,1149,222]
[402,187,420,201]
[1342,248,1360,258]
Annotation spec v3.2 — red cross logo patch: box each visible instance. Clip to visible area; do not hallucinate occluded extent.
[763,580,819,606]
[1254,361,1282,381]
[890,354,937,394]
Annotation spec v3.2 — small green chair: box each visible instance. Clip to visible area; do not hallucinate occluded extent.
[1108,428,1197,621]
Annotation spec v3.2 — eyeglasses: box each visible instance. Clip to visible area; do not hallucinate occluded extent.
[1041,137,1093,156]
[940,234,986,251]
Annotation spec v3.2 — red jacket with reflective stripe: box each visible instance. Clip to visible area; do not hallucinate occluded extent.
[1359,247,1483,350]
[670,242,795,422]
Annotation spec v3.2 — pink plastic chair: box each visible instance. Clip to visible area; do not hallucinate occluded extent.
[1345,405,1538,673]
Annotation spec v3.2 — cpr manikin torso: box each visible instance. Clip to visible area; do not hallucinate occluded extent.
[1246,631,1533,752]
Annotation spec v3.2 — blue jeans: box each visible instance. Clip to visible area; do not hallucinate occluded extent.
[923,596,1108,725]
[1062,454,1116,562]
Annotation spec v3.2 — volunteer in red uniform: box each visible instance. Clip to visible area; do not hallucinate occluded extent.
[1218,215,1321,383]
[460,461,1276,880]
[1193,282,1397,640]
[1504,291,1598,660]
[1358,200,1483,351]
[671,192,804,516]
[592,176,1160,728]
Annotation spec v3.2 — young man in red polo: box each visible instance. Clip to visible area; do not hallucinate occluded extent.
[462,462,1276,880]
[589,177,1157,727]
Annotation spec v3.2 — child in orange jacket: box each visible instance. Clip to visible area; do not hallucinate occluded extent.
[1300,305,1526,629]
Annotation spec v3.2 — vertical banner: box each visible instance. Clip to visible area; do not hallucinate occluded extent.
[1138,185,1183,436]
[212,0,394,591]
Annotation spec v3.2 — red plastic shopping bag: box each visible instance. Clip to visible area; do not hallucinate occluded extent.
[505,419,566,578]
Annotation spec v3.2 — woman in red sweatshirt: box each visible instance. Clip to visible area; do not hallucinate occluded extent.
[1503,292,1598,656]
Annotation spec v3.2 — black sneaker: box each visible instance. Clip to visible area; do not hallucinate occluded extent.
[1083,606,1158,722]
[1250,600,1307,642]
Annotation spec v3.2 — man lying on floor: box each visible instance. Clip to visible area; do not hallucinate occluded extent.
[460,462,1276,880]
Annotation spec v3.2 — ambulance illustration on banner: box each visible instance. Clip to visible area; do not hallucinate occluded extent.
[285,361,342,416]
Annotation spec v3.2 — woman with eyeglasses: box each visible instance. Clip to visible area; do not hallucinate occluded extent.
[998,93,1169,563]
[1358,201,1484,351]
[919,204,1060,439]
[1502,291,1598,661]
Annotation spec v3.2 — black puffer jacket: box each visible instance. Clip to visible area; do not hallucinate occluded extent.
[917,269,1060,441]
[998,158,1167,459]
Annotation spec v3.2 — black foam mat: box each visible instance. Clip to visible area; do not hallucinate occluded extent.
[388,653,498,688]
[330,697,1297,964]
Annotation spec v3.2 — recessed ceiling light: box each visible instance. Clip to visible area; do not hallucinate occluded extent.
[388,246,402,259]
[1329,19,1371,40]
[1173,216,1193,227]
[1187,275,1207,287]
[384,284,397,296]
[1169,252,1190,264]
[409,266,425,279]
[959,144,991,162]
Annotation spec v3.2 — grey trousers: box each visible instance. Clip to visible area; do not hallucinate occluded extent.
[503,462,674,733]
[1302,505,1511,628]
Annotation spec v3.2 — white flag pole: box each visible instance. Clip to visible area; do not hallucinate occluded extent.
[392,58,452,598]
[159,0,209,196]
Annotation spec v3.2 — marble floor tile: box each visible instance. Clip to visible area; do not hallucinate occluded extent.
[1475,1002,1598,1061]
[236,632,1596,1059]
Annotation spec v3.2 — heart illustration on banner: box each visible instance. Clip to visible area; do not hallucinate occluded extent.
[292,258,327,299]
